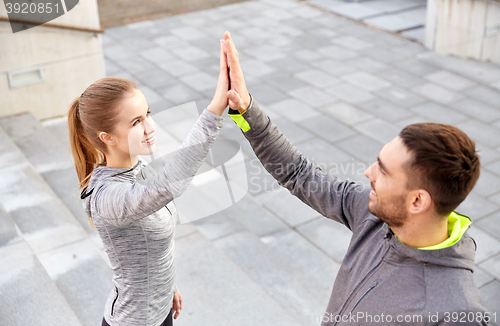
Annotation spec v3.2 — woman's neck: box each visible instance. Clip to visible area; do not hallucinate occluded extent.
[104,154,139,169]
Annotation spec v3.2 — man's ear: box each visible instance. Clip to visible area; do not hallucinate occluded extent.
[99,131,115,147]
[408,189,432,215]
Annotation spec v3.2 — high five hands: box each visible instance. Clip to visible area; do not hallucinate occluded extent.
[223,31,251,114]
[207,31,251,116]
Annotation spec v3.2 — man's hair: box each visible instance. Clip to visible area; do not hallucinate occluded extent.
[399,123,480,216]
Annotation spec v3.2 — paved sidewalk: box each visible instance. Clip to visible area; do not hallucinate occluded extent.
[307,0,427,42]
[102,0,500,322]
[1,0,499,325]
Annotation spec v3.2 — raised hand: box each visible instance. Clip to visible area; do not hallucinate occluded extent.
[224,31,251,113]
[207,39,230,116]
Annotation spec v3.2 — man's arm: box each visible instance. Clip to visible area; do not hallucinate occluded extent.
[222,31,370,231]
[230,96,370,232]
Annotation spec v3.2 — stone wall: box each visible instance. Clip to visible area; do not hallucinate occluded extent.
[426,0,500,64]
[0,1,105,120]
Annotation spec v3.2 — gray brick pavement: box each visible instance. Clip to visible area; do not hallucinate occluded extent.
[79,0,500,322]
[1,0,500,325]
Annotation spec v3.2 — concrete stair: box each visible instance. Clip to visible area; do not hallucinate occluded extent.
[0,113,98,326]
[14,101,497,326]
[174,232,295,326]
[213,230,336,320]
[0,110,345,325]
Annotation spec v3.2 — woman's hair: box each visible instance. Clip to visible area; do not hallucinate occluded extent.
[68,77,139,226]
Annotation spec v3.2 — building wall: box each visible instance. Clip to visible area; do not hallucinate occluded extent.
[484,0,500,62]
[0,0,105,120]
[426,0,500,64]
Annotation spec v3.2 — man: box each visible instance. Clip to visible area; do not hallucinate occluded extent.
[222,31,489,325]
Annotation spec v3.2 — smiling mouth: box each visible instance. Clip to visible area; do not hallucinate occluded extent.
[370,182,377,198]
[142,135,155,145]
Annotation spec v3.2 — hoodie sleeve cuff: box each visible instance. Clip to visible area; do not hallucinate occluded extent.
[227,94,270,138]
[227,94,254,132]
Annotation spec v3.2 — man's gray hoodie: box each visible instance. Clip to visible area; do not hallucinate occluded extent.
[80,109,225,326]
[229,96,489,325]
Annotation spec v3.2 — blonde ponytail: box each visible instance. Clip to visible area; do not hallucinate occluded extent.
[67,77,139,227]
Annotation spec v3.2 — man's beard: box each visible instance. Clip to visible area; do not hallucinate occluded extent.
[368,183,408,228]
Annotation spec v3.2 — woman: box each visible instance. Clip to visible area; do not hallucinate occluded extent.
[68,38,230,326]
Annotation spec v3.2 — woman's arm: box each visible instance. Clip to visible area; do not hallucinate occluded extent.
[93,109,225,226]
[92,40,229,227]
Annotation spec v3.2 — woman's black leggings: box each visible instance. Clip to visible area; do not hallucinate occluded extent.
[101,309,173,326]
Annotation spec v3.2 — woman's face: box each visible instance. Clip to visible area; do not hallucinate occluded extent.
[107,88,157,157]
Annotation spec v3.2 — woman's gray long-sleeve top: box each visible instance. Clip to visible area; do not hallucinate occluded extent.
[80,109,225,326]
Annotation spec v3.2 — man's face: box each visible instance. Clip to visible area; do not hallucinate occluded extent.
[364,136,413,228]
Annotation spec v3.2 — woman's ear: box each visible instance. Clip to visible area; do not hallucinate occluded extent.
[408,189,432,215]
[99,131,115,147]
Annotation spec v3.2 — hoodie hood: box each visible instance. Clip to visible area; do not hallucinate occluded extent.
[80,156,151,218]
[385,211,476,272]
[419,211,472,250]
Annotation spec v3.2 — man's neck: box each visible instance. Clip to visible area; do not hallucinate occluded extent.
[390,213,449,248]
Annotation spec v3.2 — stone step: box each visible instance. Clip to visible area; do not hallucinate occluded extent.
[40,116,70,152]
[0,125,87,254]
[213,229,340,322]
[0,202,21,247]
[0,113,74,175]
[36,237,113,326]
[260,227,340,297]
[38,105,340,325]
[38,117,99,233]
[0,113,112,326]
[174,231,295,326]
[190,194,289,241]
[40,112,299,325]
[0,241,84,326]
[1,113,95,235]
